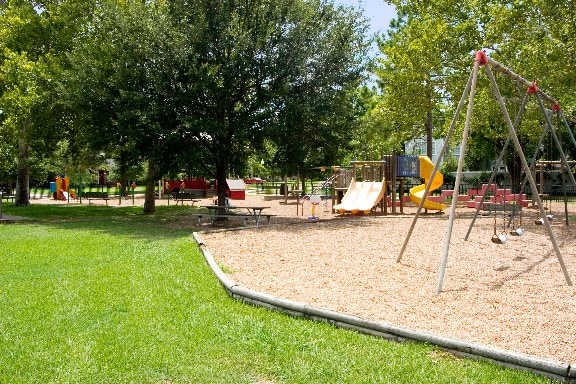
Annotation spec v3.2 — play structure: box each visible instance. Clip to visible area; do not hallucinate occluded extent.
[298,173,340,217]
[332,160,386,214]
[50,175,75,200]
[408,156,446,211]
[398,50,574,293]
[333,179,386,214]
[329,156,447,215]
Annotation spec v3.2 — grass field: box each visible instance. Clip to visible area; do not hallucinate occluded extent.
[0,203,557,383]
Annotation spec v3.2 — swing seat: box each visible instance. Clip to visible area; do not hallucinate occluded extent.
[535,218,544,225]
[510,227,524,236]
[491,233,507,244]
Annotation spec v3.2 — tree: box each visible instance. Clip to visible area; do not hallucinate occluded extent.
[370,2,481,161]
[64,1,183,214]
[370,0,576,193]
[0,0,92,205]
[63,0,368,212]
[1,3,53,205]
[170,0,369,206]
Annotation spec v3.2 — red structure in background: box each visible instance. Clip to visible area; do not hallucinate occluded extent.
[164,177,210,196]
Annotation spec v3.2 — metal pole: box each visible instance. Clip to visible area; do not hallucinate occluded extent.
[396,68,475,263]
[558,108,576,151]
[562,166,569,226]
[516,123,549,210]
[535,94,576,188]
[485,56,558,107]
[485,65,572,286]
[436,59,481,293]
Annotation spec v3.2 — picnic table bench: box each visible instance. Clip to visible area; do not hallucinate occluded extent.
[0,187,15,202]
[194,205,275,227]
[175,192,201,206]
[83,191,111,205]
[192,213,276,226]
[482,202,522,212]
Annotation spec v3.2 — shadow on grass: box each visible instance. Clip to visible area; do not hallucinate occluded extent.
[3,202,201,240]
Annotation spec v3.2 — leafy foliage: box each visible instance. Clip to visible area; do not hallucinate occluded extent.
[367,0,576,189]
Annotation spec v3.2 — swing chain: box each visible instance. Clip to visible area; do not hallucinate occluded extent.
[493,213,497,236]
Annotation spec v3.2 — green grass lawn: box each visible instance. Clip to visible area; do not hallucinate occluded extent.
[0,203,556,383]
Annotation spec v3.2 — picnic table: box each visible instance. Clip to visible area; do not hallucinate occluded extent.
[197,205,273,226]
[174,192,201,206]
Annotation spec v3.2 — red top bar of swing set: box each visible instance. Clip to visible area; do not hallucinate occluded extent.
[475,50,560,109]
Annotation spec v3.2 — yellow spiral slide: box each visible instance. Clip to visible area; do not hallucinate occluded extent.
[409,155,446,211]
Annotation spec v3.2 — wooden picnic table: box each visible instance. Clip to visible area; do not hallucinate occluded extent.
[200,205,272,226]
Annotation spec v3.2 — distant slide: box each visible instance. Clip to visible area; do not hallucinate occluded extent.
[333,180,385,214]
[409,155,446,211]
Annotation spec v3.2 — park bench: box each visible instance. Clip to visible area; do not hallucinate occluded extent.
[83,191,111,205]
[0,186,15,202]
[192,212,276,227]
[175,192,201,206]
[481,202,522,216]
[482,203,522,219]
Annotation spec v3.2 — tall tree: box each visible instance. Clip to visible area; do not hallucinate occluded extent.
[371,0,576,192]
[371,3,481,160]
[270,3,369,181]
[171,0,369,206]
[0,0,92,205]
[63,0,368,212]
[64,1,181,214]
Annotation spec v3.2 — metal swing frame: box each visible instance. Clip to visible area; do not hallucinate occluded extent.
[397,50,573,293]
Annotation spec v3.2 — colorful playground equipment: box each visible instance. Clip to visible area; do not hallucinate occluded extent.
[408,155,446,211]
[332,179,386,214]
[330,156,448,215]
[297,173,339,217]
[332,160,386,215]
[51,175,70,200]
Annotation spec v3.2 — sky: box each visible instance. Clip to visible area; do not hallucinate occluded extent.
[334,0,397,39]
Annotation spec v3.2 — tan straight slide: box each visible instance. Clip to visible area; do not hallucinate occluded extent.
[333,180,385,214]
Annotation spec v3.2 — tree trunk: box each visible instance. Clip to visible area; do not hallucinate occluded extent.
[215,160,228,211]
[425,109,433,160]
[15,121,30,207]
[120,173,127,197]
[143,160,158,214]
[506,154,523,194]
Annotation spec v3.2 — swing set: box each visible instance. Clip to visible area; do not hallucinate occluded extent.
[488,197,524,244]
[397,50,574,293]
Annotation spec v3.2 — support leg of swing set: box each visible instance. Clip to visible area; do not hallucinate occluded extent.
[535,93,576,188]
[513,121,550,219]
[436,59,481,294]
[558,108,576,154]
[464,92,529,241]
[533,98,574,226]
[396,63,476,264]
[483,64,572,287]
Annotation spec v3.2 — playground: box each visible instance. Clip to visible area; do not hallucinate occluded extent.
[199,193,576,365]
[18,50,576,371]
[24,181,576,367]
